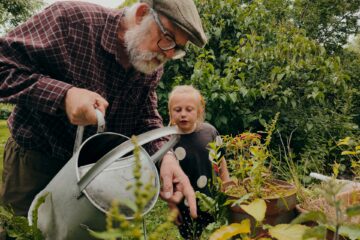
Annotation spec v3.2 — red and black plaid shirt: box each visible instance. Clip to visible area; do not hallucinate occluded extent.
[0,1,165,161]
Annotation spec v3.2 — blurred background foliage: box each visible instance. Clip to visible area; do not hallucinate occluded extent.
[157,0,360,179]
[0,0,43,34]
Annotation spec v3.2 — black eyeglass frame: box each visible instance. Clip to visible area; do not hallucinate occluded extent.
[150,8,186,60]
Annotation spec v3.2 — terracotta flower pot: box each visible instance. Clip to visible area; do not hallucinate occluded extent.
[225,179,298,226]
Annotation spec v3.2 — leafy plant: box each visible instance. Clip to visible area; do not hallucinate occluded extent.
[218,113,280,199]
[208,178,360,240]
[0,104,13,120]
[198,113,301,238]
[208,198,312,240]
[0,0,43,33]
[0,193,46,240]
[209,218,251,240]
[292,0,360,54]
[337,137,360,179]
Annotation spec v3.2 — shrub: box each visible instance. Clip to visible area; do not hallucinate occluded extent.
[157,0,359,176]
[0,104,13,120]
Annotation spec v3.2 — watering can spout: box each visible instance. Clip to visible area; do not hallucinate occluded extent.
[28,122,181,240]
[309,172,360,193]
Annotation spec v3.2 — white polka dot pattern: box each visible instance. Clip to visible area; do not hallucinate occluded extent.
[175,147,186,160]
[197,175,208,188]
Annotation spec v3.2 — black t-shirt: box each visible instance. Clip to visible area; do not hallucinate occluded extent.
[174,122,219,197]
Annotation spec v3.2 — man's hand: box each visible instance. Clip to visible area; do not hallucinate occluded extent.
[64,87,109,125]
[159,153,197,218]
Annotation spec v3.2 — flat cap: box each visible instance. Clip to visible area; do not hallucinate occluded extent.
[140,0,207,48]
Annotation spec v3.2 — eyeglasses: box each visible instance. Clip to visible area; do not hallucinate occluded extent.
[150,9,186,60]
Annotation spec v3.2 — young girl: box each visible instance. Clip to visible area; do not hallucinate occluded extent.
[167,85,229,240]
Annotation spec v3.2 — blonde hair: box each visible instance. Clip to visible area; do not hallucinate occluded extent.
[168,85,205,125]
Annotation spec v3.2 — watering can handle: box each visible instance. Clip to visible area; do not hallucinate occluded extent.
[73,109,106,154]
[77,126,180,192]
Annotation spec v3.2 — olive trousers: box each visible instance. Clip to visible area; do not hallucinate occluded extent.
[1,137,64,216]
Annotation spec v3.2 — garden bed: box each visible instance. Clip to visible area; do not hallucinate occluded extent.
[297,189,360,225]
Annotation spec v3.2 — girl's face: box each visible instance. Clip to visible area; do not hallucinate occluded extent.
[170,92,200,133]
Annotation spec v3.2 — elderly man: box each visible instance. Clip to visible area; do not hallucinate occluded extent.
[0,0,206,219]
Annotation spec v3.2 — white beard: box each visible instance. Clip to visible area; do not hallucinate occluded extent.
[124,16,167,75]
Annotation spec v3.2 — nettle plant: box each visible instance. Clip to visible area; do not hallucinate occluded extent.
[216,113,279,200]
[0,193,46,240]
[87,136,177,240]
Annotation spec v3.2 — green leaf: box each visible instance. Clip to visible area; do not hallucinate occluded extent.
[228,193,253,208]
[229,93,237,103]
[196,191,216,212]
[337,137,351,146]
[302,225,327,239]
[338,224,360,240]
[0,206,14,219]
[209,219,251,240]
[277,73,285,81]
[240,198,266,222]
[268,224,314,240]
[346,205,360,217]
[341,151,358,155]
[291,211,327,225]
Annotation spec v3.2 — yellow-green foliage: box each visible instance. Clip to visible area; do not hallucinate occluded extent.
[0,194,45,240]
[337,137,360,178]
[118,0,137,8]
[219,113,280,197]
[208,198,313,240]
[89,136,177,240]
[209,219,251,240]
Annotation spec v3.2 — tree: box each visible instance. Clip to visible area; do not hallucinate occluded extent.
[0,0,44,33]
[346,34,360,54]
[157,0,359,175]
[292,0,360,54]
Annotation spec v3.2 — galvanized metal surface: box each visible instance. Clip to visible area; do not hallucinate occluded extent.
[28,112,180,240]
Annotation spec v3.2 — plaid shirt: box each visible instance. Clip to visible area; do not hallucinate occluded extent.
[0,1,165,161]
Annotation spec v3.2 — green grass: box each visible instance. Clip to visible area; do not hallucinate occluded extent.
[145,199,182,239]
[0,120,10,186]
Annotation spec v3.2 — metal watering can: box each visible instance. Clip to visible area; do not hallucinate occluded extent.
[28,110,180,239]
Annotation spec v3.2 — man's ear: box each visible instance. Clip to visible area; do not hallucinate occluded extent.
[135,3,150,25]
